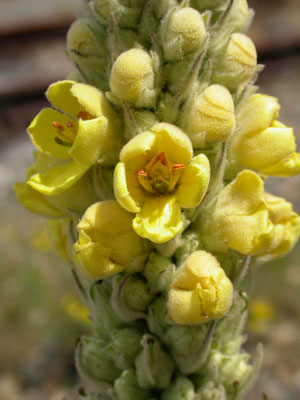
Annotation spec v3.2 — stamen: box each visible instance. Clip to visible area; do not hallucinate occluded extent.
[53,121,65,131]
[54,137,72,147]
[67,121,75,128]
[134,169,148,176]
[77,111,93,120]
[172,163,186,171]
[67,121,77,137]
[155,152,168,166]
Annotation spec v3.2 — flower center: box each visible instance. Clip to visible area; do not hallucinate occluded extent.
[52,111,93,147]
[135,152,185,195]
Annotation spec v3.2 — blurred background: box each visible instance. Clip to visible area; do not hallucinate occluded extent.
[0,0,300,399]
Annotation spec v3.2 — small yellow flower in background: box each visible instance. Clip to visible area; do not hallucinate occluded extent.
[109,48,158,108]
[167,251,233,325]
[180,85,235,148]
[48,218,74,263]
[26,80,122,196]
[74,200,150,280]
[29,224,52,253]
[203,170,274,255]
[249,299,275,335]
[230,94,300,177]
[263,194,300,260]
[61,294,90,325]
[161,7,206,62]
[114,123,210,243]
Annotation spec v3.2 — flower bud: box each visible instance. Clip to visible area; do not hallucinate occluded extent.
[229,94,300,176]
[196,381,227,400]
[191,0,227,10]
[66,19,108,89]
[264,194,300,260]
[161,376,195,400]
[202,170,274,255]
[93,0,144,28]
[74,200,149,280]
[161,7,206,62]
[144,252,176,295]
[212,33,257,92]
[122,275,154,312]
[108,328,142,370]
[110,48,157,107]
[114,370,150,400]
[167,251,233,325]
[77,336,121,383]
[225,0,252,33]
[135,334,174,389]
[180,85,235,148]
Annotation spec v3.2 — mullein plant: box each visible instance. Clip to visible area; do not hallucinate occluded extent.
[14,0,300,398]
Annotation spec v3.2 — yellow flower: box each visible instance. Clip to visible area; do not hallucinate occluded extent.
[74,200,150,280]
[114,123,210,243]
[230,94,300,177]
[202,170,274,255]
[109,49,157,108]
[48,218,75,263]
[264,194,300,259]
[26,80,122,196]
[161,7,206,62]
[167,251,233,325]
[180,84,235,148]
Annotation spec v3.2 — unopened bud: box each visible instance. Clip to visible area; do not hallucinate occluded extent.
[212,33,257,92]
[181,84,235,148]
[167,251,233,325]
[161,7,206,62]
[162,376,195,400]
[110,48,157,107]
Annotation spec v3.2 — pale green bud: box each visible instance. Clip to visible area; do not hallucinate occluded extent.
[147,296,169,338]
[196,382,227,400]
[164,325,207,359]
[77,336,121,383]
[93,0,145,28]
[114,370,150,400]
[225,0,253,33]
[144,252,176,295]
[161,7,206,62]
[123,109,158,141]
[212,33,257,92]
[153,0,178,19]
[66,18,108,89]
[161,376,195,400]
[122,275,154,312]
[135,334,174,389]
[106,328,142,370]
[191,0,229,11]
[110,48,158,107]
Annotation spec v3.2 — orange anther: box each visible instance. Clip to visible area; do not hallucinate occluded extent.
[172,163,185,171]
[53,121,65,131]
[67,121,75,127]
[77,111,93,120]
[134,169,148,176]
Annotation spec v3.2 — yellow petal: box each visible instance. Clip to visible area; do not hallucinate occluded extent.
[74,231,125,280]
[70,116,109,165]
[237,94,280,136]
[261,152,300,177]
[114,162,145,213]
[47,218,74,262]
[176,153,210,208]
[234,126,295,170]
[13,182,64,218]
[133,196,183,243]
[27,108,73,160]
[27,161,89,196]
[152,123,193,164]
[46,80,83,118]
[71,82,107,117]
[120,130,156,166]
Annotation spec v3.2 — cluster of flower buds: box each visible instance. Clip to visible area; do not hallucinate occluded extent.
[14,0,300,399]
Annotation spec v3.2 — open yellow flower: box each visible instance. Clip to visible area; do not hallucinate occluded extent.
[264,194,300,260]
[27,80,122,196]
[230,94,300,177]
[202,170,274,255]
[74,200,150,280]
[167,251,233,325]
[114,123,210,243]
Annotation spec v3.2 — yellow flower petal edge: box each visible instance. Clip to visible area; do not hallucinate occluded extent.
[133,196,184,243]
[27,161,89,196]
[13,182,64,218]
[167,251,233,325]
[260,152,300,177]
[74,200,150,279]
[27,108,72,160]
[176,154,210,208]
[46,80,83,118]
